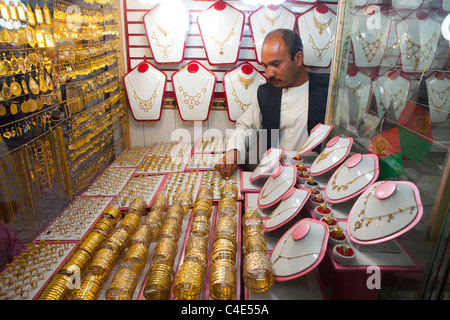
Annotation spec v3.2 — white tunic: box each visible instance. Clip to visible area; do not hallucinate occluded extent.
[227,81,309,163]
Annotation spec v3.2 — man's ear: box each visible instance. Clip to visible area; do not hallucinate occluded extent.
[295,51,304,67]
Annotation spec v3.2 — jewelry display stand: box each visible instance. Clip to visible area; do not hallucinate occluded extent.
[396,11,440,74]
[264,187,311,232]
[325,153,379,204]
[297,4,337,68]
[258,165,297,209]
[344,68,372,120]
[143,4,189,64]
[270,218,329,281]
[123,60,166,121]
[223,63,267,122]
[373,70,411,119]
[250,147,284,182]
[296,123,333,157]
[309,136,353,176]
[249,5,296,64]
[197,1,245,65]
[351,6,391,68]
[172,61,216,121]
[425,72,450,123]
[347,181,423,245]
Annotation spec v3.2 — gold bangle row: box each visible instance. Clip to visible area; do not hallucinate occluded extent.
[127,197,147,216]
[151,193,169,212]
[130,224,154,248]
[92,218,114,236]
[77,230,106,256]
[195,186,214,203]
[37,274,73,300]
[87,247,118,278]
[243,230,267,255]
[105,267,139,300]
[165,204,184,222]
[173,260,205,300]
[104,228,131,255]
[159,217,183,242]
[209,259,236,300]
[143,210,164,238]
[69,273,104,300]
[152,237,178,267]
[190,215,210,239]
[211,238,237,265]
[119,212,141,233]
[173,190,193,213]
[143,263,175,300]
[122,243,149,274]
[220,182,239,201]
[243,251,274,293]
[193,199,213,219]
[218,197,238,218]
[103,205,122,227]
[213,215,237,246]
[59,248,92,276]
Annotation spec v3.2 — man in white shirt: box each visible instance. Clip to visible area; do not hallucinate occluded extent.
[215,29,329,179]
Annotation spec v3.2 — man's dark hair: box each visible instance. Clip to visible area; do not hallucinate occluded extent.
[265,29,303,61]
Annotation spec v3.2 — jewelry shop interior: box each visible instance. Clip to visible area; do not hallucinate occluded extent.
[0,0,449,301]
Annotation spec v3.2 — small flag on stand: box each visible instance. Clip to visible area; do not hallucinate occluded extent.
[369,127,403,179]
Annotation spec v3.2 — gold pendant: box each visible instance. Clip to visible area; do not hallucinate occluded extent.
[10,78,22,96]
[21,100,30,113]
[27,1,36,26]
[0,104,6,116]
[23,54,32,71]
[25,26,36,47]
[2,81,12,99]
[2,54,11,74]
[28,98,37,112]
[9,2,18,20]
[43,3,51,25]
[10,53,19,73]
[36,97,43,110]
[45,72,54,91]
[0,60,5,76]
[17,1,26,21]
[10,103,17,114]
[34,2,43,24]
[35,30,46,48]
[0,0,10,20]
[3,28,12,44]
[18,55,26,73]
[21,79,28,94]
[29,74,40,94]
[39,72,47,92]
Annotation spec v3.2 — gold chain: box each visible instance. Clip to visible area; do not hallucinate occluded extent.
[127,75,162,112]
[428,83,449,113]
[331,166,375,192]
[238,73,255,90]
[207,11,240,55]
[176,74,212,109]
[312,13,332,35]
[260,178,293,200]
[353,187,416,231]
[357,31,381,63]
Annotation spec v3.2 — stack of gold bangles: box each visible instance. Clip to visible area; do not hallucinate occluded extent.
[143,202,185,300]
[242,209,273,293]
[172,189,214,300]
[38,205,122,300]
[209,190,238,300]
[220,182,239,201]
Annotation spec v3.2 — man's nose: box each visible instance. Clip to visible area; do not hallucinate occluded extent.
[265,66,275,78]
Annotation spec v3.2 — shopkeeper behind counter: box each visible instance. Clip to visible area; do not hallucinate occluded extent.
[215,28,330,179]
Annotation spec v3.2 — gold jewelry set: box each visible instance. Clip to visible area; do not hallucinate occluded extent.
[353,186,417,231]
[230,72,256,112]
[206,10,241,56]
[176,73,212,110]
[330,165,376,192]
[427,81,449,114]
[305,13,335,62]
[357,31,382,63]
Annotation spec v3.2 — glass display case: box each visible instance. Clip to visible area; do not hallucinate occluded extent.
[326,0,449,299]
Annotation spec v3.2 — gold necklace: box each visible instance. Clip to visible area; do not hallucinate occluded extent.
[238,73,255,90]
[127,75,162,112]
[148,15,177,59]
[260,178,293,200]
[271,229,318,266]
[353,188,417,231]
[269,205,299,221]
[345,79,364,95]
[207,11,240,56]
[263,8,281,26]
[428,84,449,113]
[297,130,327,154]
[402,32,436,69]
[316,146,348,164]
[313,13,332,35]
[176,74,212,109]
[331,166,375,192]
[357,31,382,63]
[306,27,335,62]
[256,9,289,36]
[230,84,252,112]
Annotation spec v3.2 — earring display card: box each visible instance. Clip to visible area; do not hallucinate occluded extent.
[35,196,113,241]
[161,171,204,206]
[135,154,190,174]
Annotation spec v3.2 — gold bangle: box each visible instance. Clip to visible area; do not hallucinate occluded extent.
[143,263,175,300]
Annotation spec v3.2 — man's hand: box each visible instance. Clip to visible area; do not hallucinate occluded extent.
[215,149,239,180]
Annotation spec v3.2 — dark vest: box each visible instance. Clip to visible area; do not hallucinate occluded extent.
[257,72,329,150]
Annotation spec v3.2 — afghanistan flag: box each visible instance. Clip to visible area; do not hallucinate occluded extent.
[369,127,403,179]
